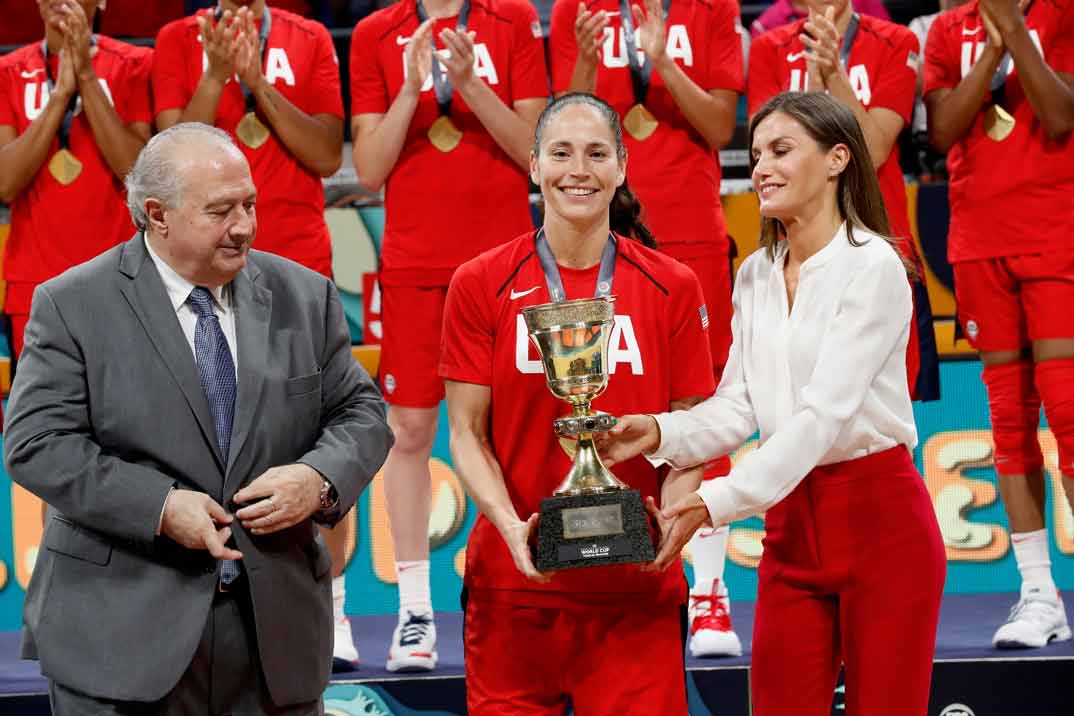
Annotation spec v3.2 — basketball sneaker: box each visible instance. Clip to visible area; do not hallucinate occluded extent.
[688,579,743,657]
[993,587,1072,649]
[332,616,360,672]
[386,610,438,672]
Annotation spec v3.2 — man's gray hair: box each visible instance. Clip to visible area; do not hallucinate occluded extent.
[125,123,240,230]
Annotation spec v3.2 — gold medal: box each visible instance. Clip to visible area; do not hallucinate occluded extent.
[984,104,1016,142]
[47,148,83,185]
[236,112,271,149]
[427,115,463,152]
[623,104,659,141]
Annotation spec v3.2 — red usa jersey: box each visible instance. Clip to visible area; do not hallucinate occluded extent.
[549,0,744,252]
[0,37,152,290]
[350,0,548,287]
[923,0,1074,263]
[749,16,919,246]
[153,9,343,276]
[440,233,715,606]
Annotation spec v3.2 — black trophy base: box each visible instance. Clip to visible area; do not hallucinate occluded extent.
[535,489,655,571]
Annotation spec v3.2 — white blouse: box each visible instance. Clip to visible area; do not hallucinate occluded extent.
[650,223,917,526]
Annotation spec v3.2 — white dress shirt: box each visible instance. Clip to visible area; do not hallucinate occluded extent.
[144,237,239,374]
[650,223,917,526]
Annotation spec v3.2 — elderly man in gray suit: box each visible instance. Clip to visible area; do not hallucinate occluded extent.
[3,122,393,715]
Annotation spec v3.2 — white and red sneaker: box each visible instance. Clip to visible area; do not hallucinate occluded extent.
[332,616,360,672]
[386,610,438,672]
[688,580,743,658]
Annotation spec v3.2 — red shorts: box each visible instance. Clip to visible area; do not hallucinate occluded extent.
[660,246,733,378]
[953,251,1074,351]
[464,592,687,716]
[379,284,447,407]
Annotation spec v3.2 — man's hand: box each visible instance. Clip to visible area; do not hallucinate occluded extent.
[160,490,244,560]
[641,493,711,571]
[234,464,323,535]
[574,2,609,66]
[594,414,661,467]
[497,513,551,583]
[801,7,841,83]
[438,27,478,91]
[196,8,239,83]
[632,0,668,66]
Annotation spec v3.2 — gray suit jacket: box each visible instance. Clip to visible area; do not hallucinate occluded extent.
[3,235,393,705]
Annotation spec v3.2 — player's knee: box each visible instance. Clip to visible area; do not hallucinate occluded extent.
[982,360,1044,476]
[388,408,439,455]
[1035,357,1074,477]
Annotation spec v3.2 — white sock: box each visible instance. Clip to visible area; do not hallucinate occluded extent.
[332,575,346,623]
[688,524,729,597]
[1012,529,1056,599]
[396,560,432,615]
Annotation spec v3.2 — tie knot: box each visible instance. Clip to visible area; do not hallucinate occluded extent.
[187,287,216,318]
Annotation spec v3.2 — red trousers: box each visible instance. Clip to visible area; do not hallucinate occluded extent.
[751,446,946,716]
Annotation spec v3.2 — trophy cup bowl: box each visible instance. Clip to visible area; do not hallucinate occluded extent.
[522,297,656,571]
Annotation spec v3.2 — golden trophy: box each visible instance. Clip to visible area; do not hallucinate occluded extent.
[522,297,655,571]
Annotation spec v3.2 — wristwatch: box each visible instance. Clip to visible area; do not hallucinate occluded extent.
[319,477,339,511]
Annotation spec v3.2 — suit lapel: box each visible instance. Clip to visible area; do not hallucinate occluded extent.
[117,235,226,472]
[225,261,271,487]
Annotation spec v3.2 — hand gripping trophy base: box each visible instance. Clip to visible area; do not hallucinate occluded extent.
[522,298,657,572]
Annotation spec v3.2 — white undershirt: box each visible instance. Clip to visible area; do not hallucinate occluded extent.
[144,236,239,375]
[650,223,917,526]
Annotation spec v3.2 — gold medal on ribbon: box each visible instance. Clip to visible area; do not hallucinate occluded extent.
[47,148,83,185]
[984,104,1016,142]
[427,115,463,152]
[623,104,659,141]
[236,112,271,149]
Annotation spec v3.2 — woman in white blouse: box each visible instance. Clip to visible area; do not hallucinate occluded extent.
[599,92,945,716]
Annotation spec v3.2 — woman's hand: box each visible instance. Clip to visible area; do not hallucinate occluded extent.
[594,414,661,467]
[497,513,551,583]
[641,493,712,571]
[574,2,609,66]
[631,0,668,67]
[801,7,841,83]
[403,19,436,95]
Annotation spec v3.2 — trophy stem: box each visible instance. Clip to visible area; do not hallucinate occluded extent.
[554,434,630,496]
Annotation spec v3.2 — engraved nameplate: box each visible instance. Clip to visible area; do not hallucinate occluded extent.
[561,503,624,539]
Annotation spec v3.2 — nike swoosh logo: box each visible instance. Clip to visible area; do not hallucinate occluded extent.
[396,35,410,45]
[510,286,539,300]
[21,69,44,78]
[962,26,981,35]
[786,51,805,62]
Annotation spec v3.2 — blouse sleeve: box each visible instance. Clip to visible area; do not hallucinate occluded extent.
[662,246,912,525]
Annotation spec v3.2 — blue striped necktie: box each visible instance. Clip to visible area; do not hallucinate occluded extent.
[187,286,240,584]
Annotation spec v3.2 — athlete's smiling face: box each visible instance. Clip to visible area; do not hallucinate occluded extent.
[531,103,626,229]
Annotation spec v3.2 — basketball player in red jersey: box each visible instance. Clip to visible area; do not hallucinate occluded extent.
[442,92,714,715]
[549,0,747,657]
[350,0,548,671]
[925,0,1074,649]
[153,0,355,667]
[749,0,942,408]
[1,0,152,358]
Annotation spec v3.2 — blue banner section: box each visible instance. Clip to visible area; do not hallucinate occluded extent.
[0,360,1071,630]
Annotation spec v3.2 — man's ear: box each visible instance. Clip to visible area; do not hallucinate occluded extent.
[145,198,168,235]
[529,151,539,185]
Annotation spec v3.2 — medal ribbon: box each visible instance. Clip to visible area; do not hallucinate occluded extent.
[619,0,672,106]
[215,4,272,115]
[838,12,860,68]
[416,0,472,117]
[535,229,618,303]
[40,35,97,151]
[986,1,1032,108]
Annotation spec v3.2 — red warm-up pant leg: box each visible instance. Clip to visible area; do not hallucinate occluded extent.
[750,447,946,716]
